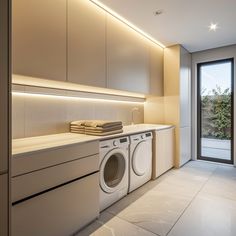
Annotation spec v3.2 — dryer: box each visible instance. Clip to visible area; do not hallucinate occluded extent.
[99,136,129,211]
[129,132,153,193]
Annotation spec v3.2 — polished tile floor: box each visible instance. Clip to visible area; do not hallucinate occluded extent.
[76,161,236,236]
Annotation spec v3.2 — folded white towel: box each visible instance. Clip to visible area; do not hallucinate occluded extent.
[70,120,123,135]
[70,120,87,126]
[70,130,85,134]
[84,120,122,128]
[85,129,123,136]
[85,125,123,132]
[70,125,85,129]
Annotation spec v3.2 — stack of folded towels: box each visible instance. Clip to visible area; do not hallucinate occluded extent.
[70,120,123,136]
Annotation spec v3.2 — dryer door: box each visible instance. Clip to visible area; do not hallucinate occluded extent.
[100,148,127,194]
[132,141,151,176]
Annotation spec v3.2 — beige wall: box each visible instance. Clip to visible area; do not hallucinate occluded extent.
[192,44,236,165]
[12,85,144,139]
[144,97,164,124]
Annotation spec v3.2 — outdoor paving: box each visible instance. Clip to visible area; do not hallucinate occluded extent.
[201,138,231,160]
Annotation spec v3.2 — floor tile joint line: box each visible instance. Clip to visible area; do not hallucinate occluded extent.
[166,163,219,236]
[105,210,161,236]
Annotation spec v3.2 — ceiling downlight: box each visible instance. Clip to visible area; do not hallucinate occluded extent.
[209,23,218,32]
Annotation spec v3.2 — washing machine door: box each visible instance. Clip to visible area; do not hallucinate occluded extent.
[100,148,127,194]
[132,141,151,176]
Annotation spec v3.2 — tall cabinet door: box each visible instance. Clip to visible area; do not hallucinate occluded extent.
[180,47,191,127]
[180,126,191,166]
[149,44,163,96]
[0,0,10,234]
[179,46,191,166]
[107,14,150,94]
[0,174,9,236]
[12,0,67,81]
[68,0,106,87]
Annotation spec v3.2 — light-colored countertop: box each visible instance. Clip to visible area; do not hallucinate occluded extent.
[12,124,174,156]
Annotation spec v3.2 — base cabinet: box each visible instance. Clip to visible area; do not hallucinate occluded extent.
[12,173,99,236]
[152,127,175,179]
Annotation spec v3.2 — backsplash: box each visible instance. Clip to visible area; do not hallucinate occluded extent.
[12,85,144,139]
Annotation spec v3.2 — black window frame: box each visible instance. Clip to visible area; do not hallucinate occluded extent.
[197,58,234,164]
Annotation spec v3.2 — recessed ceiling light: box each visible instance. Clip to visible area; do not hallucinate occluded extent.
[209,23,218,31]
[154,10,163,16]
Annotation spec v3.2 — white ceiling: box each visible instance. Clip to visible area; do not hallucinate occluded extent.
[99,0,236,52]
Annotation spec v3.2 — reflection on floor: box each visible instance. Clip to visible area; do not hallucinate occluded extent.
[76,161,236,236]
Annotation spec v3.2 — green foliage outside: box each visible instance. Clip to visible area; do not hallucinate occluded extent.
[201,86,232,140]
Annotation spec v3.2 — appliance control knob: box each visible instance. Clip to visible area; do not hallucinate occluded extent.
[141,135,145,139]
[113,140,118,146]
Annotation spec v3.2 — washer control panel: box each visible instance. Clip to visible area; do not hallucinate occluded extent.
[130,132,153,143]
[100,136,129,149]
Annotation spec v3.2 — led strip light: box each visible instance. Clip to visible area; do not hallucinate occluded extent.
[12,91,145,105]
[90,0,165,48]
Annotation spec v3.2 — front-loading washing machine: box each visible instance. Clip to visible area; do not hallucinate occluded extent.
[129,132,153,193]
[99,136,129,211]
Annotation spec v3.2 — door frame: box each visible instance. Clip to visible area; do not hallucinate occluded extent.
[0,0,11,235]
[197,58,234,164]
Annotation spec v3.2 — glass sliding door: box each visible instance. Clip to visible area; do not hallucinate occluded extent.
[197,58,234,164]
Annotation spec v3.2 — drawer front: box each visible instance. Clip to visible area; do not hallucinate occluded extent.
[12,173,99,236]
[12,141,99,176]
[12,154,99,203]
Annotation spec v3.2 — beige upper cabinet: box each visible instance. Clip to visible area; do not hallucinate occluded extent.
[68,0,106,87]
[12,0,163,94]
[12,0,67,81]
[149,44,163,96]
[107,15,150,94]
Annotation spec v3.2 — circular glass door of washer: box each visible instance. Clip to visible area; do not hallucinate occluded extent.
[101,151,126,193]
[132,141,151,176]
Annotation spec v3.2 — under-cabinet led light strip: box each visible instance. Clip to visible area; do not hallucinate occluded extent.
[90,0,165,48]
[12,92,145,105]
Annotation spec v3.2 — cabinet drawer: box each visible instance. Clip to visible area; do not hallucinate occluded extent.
[12,172,99,236]
[12,154,99,203]
[12,141,99,177]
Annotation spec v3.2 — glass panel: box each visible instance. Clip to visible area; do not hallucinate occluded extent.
[104,153,125,188]
[200,60,232,161]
